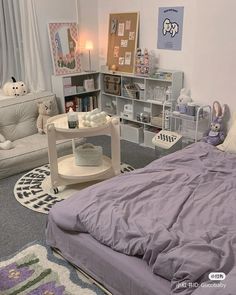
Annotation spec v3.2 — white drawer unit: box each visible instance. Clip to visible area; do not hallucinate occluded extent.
[144,130,156,148]
[120,123,144,144]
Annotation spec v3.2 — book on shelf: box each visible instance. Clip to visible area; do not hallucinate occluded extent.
[92,96,98,109]
[75,95,98,112]
[89,96,93,110]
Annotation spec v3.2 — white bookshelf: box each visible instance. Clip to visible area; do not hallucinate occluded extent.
[100,70,183,148]
[51,72,100,113]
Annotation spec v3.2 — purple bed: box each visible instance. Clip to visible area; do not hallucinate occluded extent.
[46,142,236,295]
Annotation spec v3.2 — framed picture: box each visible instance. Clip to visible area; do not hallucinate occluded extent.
[48,22,81,75]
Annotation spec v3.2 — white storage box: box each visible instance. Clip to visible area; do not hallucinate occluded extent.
[120,123,144,144]
[83,79,95,91]
[63,77,72,86]
[151,116,163,127]
[64,86,77,96]
[139,90,145,100]
[124,104,133,112]
[144,130,156,148]
[120,111,133,120]
[76,86,84,93]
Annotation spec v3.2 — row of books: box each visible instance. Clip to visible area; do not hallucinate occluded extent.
[65,95,98,113]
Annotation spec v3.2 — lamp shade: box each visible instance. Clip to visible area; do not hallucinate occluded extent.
[85,40,93,50]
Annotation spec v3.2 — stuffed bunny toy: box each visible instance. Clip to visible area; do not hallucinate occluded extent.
[176,88,192,114]
[202,101,225,146]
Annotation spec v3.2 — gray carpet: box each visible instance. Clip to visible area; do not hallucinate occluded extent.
[0,136,157,257]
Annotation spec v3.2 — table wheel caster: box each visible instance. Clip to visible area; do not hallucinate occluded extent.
[50,187,59,194]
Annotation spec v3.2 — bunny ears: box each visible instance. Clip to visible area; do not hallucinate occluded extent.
[212,101,226,119]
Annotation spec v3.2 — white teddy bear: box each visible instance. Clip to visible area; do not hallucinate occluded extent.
[81,109,107,127]
[36,100,53,134]
[0,133,14,150]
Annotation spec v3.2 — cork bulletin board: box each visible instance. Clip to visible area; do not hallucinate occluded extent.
[107,12,139,73]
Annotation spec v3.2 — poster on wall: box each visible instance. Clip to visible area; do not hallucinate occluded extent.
[48,22,81,75]
[157,7,184,50]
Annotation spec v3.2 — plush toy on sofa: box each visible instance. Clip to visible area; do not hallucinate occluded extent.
[3,77,28,96]
[202,101,225,146]
[176,88,192,114]
[36,100,53,134]
[0,133,13,150]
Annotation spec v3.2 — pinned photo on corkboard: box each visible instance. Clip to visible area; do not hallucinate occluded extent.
[107,12,139,73]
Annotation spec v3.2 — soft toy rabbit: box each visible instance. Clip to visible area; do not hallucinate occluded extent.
[176,88,192,114]
[202,101,225,146]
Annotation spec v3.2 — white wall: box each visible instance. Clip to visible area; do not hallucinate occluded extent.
[97,0,236,115]
[76,0,99,72]
[191,0,236,116]
[34,0,99,89]
[97,0,195,87]
[34,0,236,115]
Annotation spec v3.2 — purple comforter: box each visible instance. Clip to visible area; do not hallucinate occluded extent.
[49,142,236,294]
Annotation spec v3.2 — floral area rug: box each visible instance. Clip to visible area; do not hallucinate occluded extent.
[14,163,134,214]
[0,242,107,295]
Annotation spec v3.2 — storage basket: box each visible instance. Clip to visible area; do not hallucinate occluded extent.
[104,75,121,95]
[123,84,138,99]
[74,143,103,166]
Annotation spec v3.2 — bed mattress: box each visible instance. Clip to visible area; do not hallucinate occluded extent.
[46,214,171,295]
[46,142,236,294]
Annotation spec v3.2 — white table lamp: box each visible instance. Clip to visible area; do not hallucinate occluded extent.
[85,40,93,72]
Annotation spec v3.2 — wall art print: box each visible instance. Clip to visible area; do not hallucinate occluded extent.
[48,22,81,75]
[157,7,184,51]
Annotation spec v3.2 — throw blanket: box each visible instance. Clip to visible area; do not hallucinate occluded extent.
[50,142,236,294]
